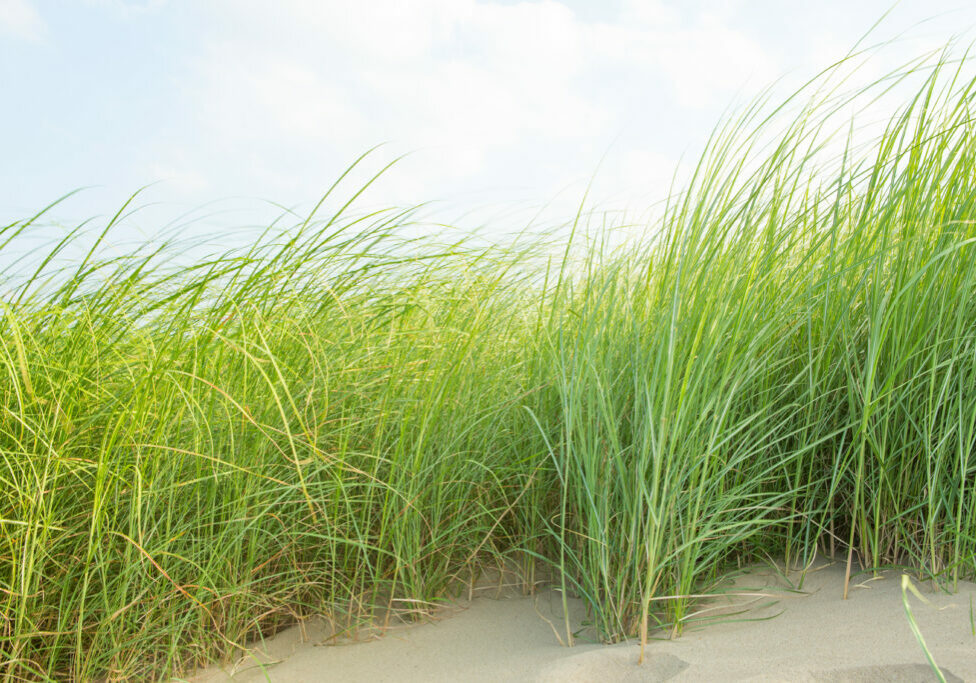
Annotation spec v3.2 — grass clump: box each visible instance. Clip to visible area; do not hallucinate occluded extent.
[5,45,976,681]
[0,188,545,680]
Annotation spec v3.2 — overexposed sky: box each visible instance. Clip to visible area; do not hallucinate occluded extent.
[2,1,975,234]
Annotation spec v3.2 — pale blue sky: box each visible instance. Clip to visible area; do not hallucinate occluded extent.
[2,1,975,235]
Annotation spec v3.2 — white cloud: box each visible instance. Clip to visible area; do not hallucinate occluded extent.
[193,44,366,144]
[620,0,679,27]
[592,4,777,109]
[0,0,46,42]
[147,163,210,196]
[81,0,168,15]
[6,0,974,235]
[123,0,780,219]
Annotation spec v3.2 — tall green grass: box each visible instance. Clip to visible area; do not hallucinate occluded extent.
[5,47,976,681]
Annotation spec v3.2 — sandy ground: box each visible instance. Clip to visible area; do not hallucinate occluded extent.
[186,560,976,682]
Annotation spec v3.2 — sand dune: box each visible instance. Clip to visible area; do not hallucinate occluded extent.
[188,562,976,682]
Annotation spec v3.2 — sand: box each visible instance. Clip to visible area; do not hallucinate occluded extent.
[187,561,976,682]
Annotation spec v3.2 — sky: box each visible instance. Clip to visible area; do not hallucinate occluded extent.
[2,1,976,241]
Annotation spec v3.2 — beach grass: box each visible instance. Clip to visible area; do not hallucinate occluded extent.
[5,46,976,681]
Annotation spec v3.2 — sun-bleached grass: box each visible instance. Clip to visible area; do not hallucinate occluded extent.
[5,46,976,681]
